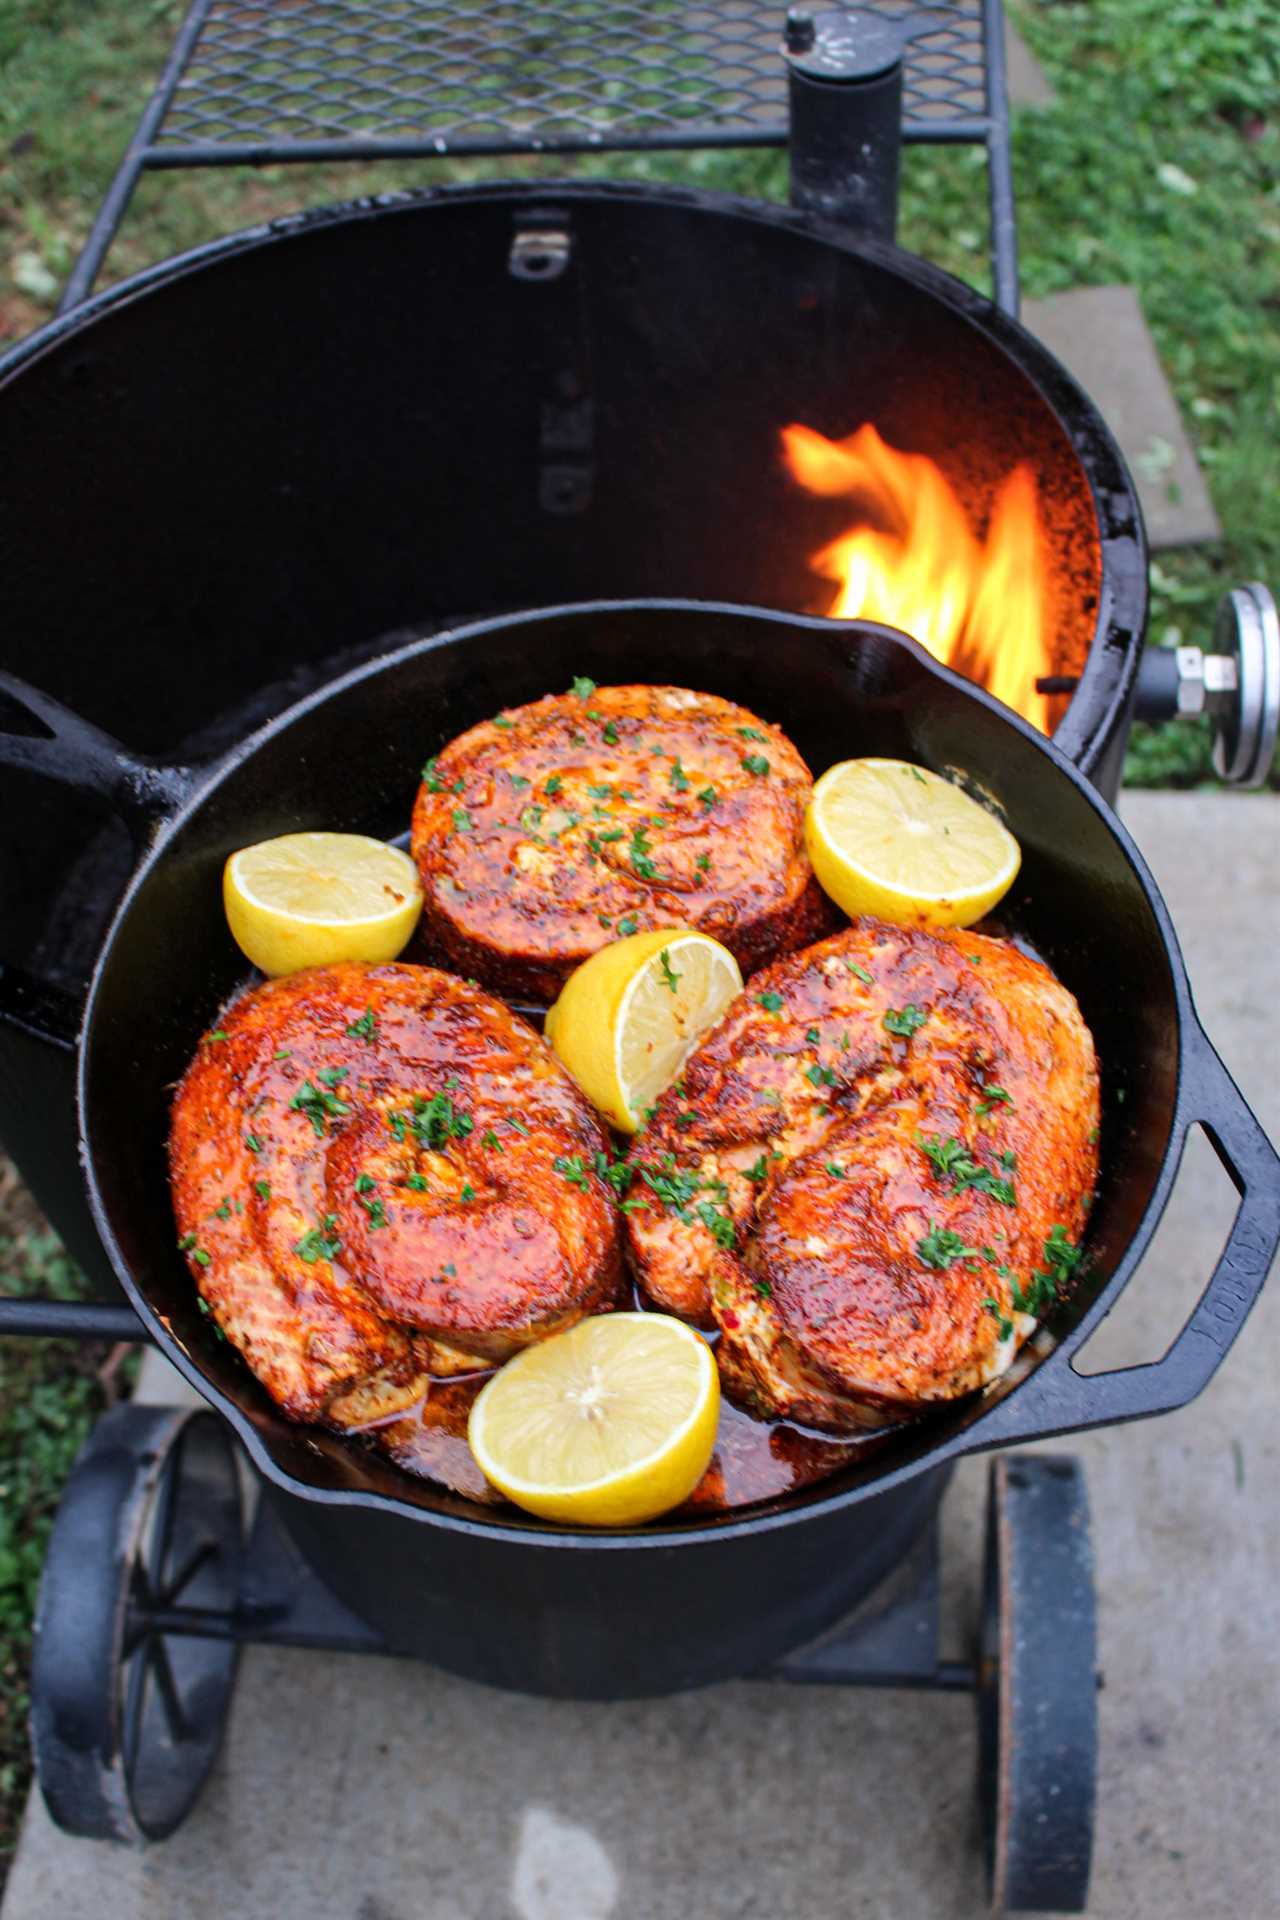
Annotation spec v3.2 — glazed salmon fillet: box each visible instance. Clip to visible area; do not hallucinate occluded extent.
[169,963,622,1427]
[625,922,1099,1432]
[410,682,832,1001]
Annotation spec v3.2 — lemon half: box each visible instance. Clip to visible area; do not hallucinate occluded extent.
[805,758,1020,930]
[223,831,423,976]
[544,928,743,1132]
[468,1312,719,1526]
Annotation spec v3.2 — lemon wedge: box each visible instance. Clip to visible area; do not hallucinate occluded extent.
[544,928,743,1133]
[805,758,1020,930]
[223,832,423,976]
[468,1312,719,1526]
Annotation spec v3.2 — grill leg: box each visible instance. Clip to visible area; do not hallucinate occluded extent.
[979,1455,1098,1913]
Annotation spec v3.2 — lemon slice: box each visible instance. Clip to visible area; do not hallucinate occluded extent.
[223,832,423,976]
[468,1312,719,1526]
[544,928,743,1132]
[805,758,1020,930]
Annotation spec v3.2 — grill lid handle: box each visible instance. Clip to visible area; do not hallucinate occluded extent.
[971,1015,1279,1449]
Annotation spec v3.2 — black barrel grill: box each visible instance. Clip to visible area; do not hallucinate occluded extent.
[1,8,1277,1914]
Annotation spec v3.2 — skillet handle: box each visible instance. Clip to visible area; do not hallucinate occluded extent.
[0,671,193,844]
[975,1017,1280,1449]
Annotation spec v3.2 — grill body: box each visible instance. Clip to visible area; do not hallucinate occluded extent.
[0,181,1145,1299]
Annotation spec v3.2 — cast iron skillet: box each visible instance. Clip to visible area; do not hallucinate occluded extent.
[2,602,1277,1535]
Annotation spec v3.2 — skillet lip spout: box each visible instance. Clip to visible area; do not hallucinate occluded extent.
[72,598,1275,1548]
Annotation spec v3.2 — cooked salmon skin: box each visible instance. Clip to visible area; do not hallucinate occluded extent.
[169,963,622,1426]
[624,921,1099,1431]
[410,682,833,1001]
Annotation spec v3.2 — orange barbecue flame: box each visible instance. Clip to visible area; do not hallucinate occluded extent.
[781,422,1054,732]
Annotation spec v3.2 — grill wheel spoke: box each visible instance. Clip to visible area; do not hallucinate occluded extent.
[31,1404,244,1842]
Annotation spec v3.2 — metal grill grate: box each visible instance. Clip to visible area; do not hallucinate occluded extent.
[154,2,988,156]
[58,1,1015,317]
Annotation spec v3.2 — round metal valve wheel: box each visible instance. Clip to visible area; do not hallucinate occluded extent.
[977,1455,1098,1914]
[31,1403,244,1842]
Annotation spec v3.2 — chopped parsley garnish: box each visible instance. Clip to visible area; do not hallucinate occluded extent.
[697,786,717,808]
[669,758,690,792]
[999,1149,1017,1171]
[593,1152,634,1199]
[405,1172,428,1191]
[805,1027,821,1044]
[696,853,710,872]
[756,990,784,1013]
[214,1199,230,1220]
[976,1083,1014,1116]
[917,1223,982,1270]
[825,1163,847,1180]
[191,1247,211,1268]
[207,1029,228,1044]
[544,774,562,797]
[359,1193,388,1229]
[451,808,472,832]
[178,1231,197,1252]
[295,1216,342,1263]
[519,805,543,832]
[405,1089,473,1150]
[346,1007,377,1041]
[806,1063,837,1088]
[597,914,613,929]
[883,1004,928,1039]
[553,1154,591,1190]
[355,1173,376,1193]
[741,754,770,777]
[507,1118,530,1137]
[755,1277,773,1300]
[845,960,873,984]
[481,1129,504,1152]
[743,1155,770,1184]
[617,915,639,937]
[587,783,612,799]
[290,1077,353,1136]
[695,1201,736,1249]
[244,1132,262,1154]
[1010,1227,1085,1319]
[316,1066,347,1089]
[492,714,513,729]
[509,772,529,790]
[273,1048,291,1061]
[639,1162,703,1213]
[602,720,619,745]
[594,827,624,842]
[571,676,597,699]
[422,757,445,791]
[907,766,927,784]
[631,848,658,880]
[916,1132,1016,1206]
[254,1180,271,1201]
[658,948,681,993]
[737,726,766,742]
[983,1298,1014,1341]
[459,1183,475,1204]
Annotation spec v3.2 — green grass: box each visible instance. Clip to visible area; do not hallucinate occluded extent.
[0,1225,138,1875]
[3,2,1277,781]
